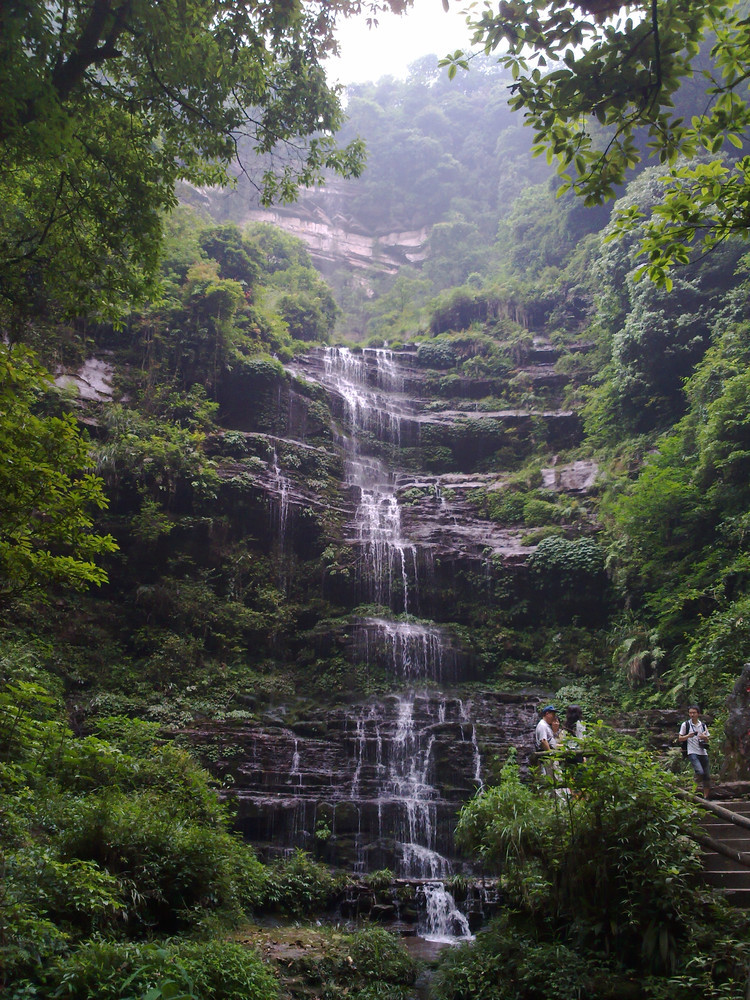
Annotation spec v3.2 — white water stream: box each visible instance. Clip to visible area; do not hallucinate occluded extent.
[304,348,480,939]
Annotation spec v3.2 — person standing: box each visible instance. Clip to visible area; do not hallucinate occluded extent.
[535,705,558,753]
[550,713,561,744]
[678,704,711,798]
[563,704,585,742]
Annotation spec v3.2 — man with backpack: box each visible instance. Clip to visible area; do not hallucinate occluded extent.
[678,704,711,798]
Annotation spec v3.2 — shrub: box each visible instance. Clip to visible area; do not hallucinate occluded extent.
[528,535,605,586]
[522,497,560,527]
[346,927,418,985]
[218,431,250,457]
[364,869,394,891]
[416,340,458,370]
[184,939,279,1000]
[6,848,123,937]
[432,918,604,1000]
[527,535,609,622]
[521,526,564,546]
[351,987,413,1000]
[261,850,340,916]
[37,939,278,1000]
[52,789,265,932]
[454,732,749,983]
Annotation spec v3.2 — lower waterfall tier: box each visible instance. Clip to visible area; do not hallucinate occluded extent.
[185,689,540,876]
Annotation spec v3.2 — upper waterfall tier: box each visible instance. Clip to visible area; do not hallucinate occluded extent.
[287,345,581,462]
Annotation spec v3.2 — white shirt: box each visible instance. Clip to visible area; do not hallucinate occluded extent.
[680,719,709,756]
[535,717,556,750]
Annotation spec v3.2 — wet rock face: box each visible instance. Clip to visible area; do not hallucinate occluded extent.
[724,664,750,779]
[55,357,115,401]
[190,344,597,879]
[187,690,540,875]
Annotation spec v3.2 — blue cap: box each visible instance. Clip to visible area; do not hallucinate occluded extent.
[541,705,557,714]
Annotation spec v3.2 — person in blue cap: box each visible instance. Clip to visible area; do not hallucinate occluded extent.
[535,705,558,753]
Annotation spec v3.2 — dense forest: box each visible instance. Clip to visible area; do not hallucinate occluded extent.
[4,2,750,999]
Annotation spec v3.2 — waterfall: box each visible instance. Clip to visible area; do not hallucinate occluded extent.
[459,699,483,789]
[231,345,502,940]
[319,347,422,614]
[419,883,473,943]
[271,447,290,539]
[355,617,457,682]
[350,457,418,612]
[323,347,412,446]
[290,739,301,786]
[270,447,292,592]
[386,696,444,878]
[315,347,470,884]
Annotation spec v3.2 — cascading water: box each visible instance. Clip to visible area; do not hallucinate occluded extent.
[351,456,418,612]
[210,346,517,939]
[312,347,479,935]
[355,617,458,683]
[198,343,563,941]
[419,883,473,942]
[320,348,420,611]
[270,446,292,592]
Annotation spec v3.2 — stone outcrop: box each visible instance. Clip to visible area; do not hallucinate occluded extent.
[55,357,114,401]
[244,205,430,276]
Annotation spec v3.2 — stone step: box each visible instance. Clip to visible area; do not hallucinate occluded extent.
[717,888,750,908]
[698,801,750,905]
[706,799,750,816]
[701,817,750,829]
[702,869,750,889]
[701,836,750,851]
[701,852,750,872]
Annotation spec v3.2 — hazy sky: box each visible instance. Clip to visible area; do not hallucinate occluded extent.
[327,0,475,86]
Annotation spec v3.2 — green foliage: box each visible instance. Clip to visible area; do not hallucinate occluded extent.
[278,293,332,343]
[345,927,418,986]
[452,0,750,282]
[673,597,750,710]
[261,849,340,917]
[429,290,487,336]
[0,669,273,989]
[363,868,394,891]
[37,939,277,1000]
[454,732,749,990]
[51,788,259,934]
[527,536,608,622]
[0,0,371,327]
[584,168,747,436]
[199,225,262,288]
[455,751,550,883]
[433,917,606,1000]
[276,58,551,251]
[96,404,212,507]
[0,347,117,603]
[528,535,605,581]
[607,434,704,579]
[143,214,339,383]
[416,339,458,369]
[597,319,750,699]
